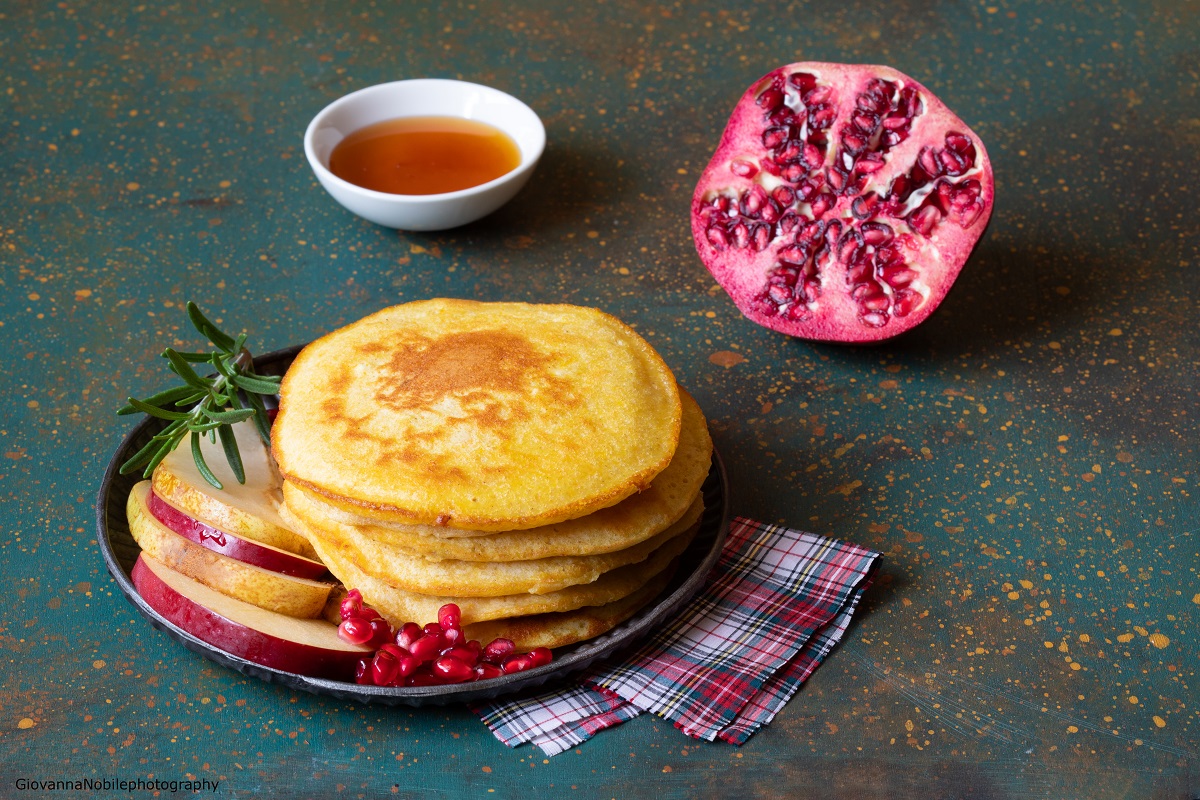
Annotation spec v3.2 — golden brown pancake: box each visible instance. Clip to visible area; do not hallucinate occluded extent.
[280,494,699,597]
[305,501,702,626]
[460,565,678,651]
[272,299,682,531]
[280,390,712,560]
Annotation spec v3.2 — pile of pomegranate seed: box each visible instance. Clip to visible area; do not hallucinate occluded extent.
[337,590,552,687]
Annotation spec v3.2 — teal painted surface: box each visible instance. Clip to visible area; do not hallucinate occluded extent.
[1,0,1196,797]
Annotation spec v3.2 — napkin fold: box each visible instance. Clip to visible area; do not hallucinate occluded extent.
[474,517,880,756]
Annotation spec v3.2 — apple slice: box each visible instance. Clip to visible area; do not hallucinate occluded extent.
[152,420,317,560]
[128,481,334,618]
[132,553,371,680]
[147,488,330,581]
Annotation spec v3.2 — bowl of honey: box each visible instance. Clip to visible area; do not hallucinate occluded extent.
[304,80,545,230]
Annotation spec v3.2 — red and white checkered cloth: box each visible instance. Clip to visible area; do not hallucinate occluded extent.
[474,517,880,756]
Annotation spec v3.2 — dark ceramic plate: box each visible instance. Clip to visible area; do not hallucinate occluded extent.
[97,345,731,706]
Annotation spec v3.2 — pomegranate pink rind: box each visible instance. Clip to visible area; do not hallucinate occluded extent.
[692,62,994,343]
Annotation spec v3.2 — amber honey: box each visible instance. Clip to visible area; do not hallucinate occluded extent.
[328,116,522,195]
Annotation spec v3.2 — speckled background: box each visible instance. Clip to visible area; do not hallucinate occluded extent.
[1,0,1196,797]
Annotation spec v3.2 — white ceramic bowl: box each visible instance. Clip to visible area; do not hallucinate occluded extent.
[304,80,545,231]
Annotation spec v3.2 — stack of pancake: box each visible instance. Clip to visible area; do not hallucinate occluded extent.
[273,299,712,650]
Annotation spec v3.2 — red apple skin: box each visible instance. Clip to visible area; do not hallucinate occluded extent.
[148,489,330,581]
[132,555,369,680]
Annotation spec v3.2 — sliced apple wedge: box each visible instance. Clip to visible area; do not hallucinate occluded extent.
[128,481,334,618]
[152,420,317,560]
[147,487,330,581]
[132,554,371,679]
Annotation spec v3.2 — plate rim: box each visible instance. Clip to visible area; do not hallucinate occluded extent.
[96,344,731,706]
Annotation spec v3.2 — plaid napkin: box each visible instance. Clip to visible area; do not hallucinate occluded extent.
[474,517,880,756]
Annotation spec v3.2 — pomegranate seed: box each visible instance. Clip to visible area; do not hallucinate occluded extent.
[802,143,822,169]
[846,263,873,287]
[810,106,835,129]
[892,289,922,317]
[957,202,983,228]
[842,133,866,152]
[706,225,729,250]
[861,292,890,312]
[354,657,372,685]
[395,622,423,650]
[908,205,941,236]
[729,158,758,178]
[855,155,885,174]
[781,162,806,183]
[441,646,479,666]
[810,193,835,218]
[731,222,750,249]
[423,622,444,638]
[481,638,516,664]
[432,656,475,684]
[338,617,374,646]
[340,590,363,620]
[804,83,830,104]
[852,111,878,132]
[918,146,941,177]
[750,223,771,252]
[756,87,784,114]
[352,605,382,621]
[861,311,888,328]
[881,264,917,287]
[436,606,458,633]
[790,71,817,93]
[741,185,767,214]
[762,127,787,149]
[528,648,553,668]
[396,653,420,679]
[768,285,791,305]
[860,221,893,246]
[759,198,782,224]
[367,618,394,648]
[474,663,504,681]
[372,649,400,686]
[776,142,802,162]
[785,302,810,320]
[409,634,443,663]
[502,655,535,674]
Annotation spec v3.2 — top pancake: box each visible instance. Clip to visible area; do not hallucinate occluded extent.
[272,299,682,532]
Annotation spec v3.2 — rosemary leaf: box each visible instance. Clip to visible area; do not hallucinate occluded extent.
[119,423,182,474]
[125,396,192,421]
[191,430,223,490]
[170,351,218,363]
[232,374,282,395]
[217,424,246,485]
[199,406,256,424]
[163,348,209,388]
[242,390,271,440]
[186,302,236,352]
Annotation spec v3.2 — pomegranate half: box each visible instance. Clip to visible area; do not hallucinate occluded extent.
[692,62,994,343]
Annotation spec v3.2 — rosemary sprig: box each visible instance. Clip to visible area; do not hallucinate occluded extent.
[118,302,281,490]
